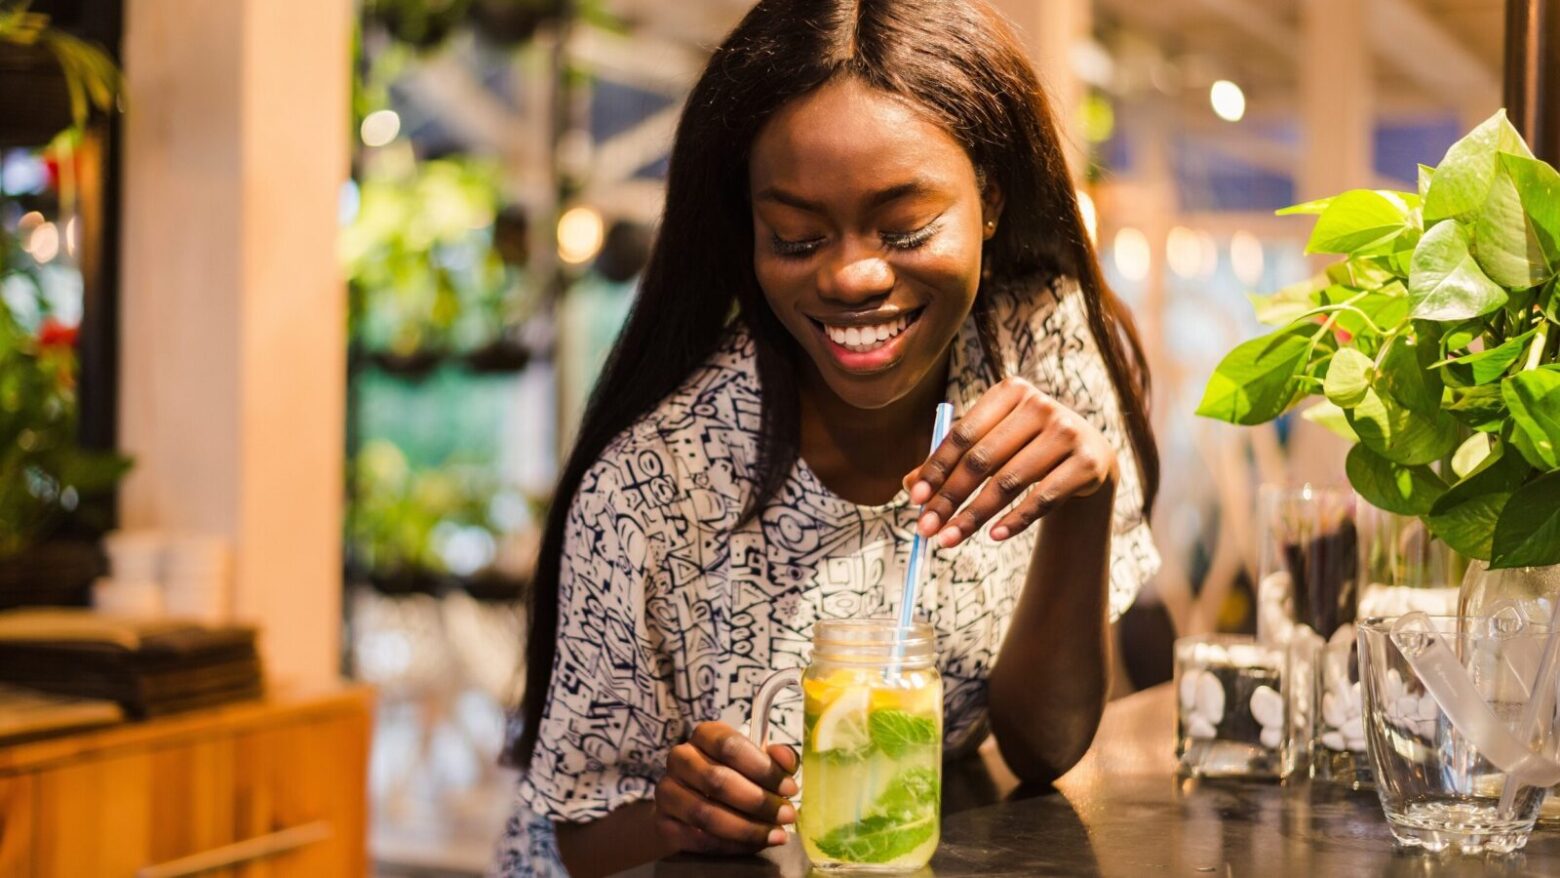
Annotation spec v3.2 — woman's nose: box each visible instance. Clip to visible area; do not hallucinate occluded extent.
[819,239,894,305]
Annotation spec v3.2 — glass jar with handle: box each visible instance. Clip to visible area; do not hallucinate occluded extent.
[748,619,942,873]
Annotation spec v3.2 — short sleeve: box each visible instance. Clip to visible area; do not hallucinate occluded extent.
[512,439,686,823]
[995,277,1161,620]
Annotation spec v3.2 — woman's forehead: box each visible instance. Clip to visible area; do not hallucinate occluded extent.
[748,78,976,200]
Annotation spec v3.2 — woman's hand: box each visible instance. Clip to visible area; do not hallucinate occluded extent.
[654,722,799,855]
[904,376,1117,548]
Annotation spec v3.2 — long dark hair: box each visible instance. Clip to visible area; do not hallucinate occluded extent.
[515,0,1159,765]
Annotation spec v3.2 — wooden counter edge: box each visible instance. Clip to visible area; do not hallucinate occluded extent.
[0,682,376,775]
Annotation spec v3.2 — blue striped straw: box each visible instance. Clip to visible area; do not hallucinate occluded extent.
[897,402,955,636]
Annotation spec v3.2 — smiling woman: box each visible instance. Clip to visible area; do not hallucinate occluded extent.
[496,1,1161,876]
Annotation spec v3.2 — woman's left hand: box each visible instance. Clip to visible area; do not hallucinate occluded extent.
[903,376,1118,548]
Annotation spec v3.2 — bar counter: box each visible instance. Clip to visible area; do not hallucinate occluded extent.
[614,685,1560,877]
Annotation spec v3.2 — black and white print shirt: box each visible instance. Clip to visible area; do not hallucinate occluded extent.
[492,277,1160,877]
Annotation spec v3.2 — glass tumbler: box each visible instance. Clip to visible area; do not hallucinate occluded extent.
[749,619,942,873]
[1175,634,1284,779]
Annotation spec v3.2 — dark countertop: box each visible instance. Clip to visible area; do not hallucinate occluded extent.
[612,685,1560,877]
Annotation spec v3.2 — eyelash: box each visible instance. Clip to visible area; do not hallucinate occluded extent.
[769,220,942,260]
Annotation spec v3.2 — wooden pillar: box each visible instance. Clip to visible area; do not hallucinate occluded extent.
[1505,0,1560,163]
[1291,0,1374,486]
[991,0,1092,180]
[119,0,352,687]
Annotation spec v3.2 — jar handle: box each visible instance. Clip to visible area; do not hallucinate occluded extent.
[748,667,802,747]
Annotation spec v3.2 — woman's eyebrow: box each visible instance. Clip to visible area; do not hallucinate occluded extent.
[754,179,938,213]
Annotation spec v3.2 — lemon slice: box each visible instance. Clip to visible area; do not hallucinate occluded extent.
[813,686,872,753]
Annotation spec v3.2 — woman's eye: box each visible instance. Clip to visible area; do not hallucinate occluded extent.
[881,220,941,252]
[770,233,825,260]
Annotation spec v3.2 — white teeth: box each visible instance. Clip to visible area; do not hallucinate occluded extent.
[822,312,916,353]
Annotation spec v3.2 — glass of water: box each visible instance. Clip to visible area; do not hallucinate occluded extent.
[1358,614,1560,853]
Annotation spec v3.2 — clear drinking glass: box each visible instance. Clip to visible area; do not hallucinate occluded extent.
[1358,615,1558,853]
[1175,634,1283,778]
[1255,485,1358,782]
[749,619,942,873]
[1356,505,1463,617]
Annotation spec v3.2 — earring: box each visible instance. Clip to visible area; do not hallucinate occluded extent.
[985,219,996,230]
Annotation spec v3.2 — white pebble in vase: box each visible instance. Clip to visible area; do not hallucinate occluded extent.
[1417,694,1440,722]
[1322,692,1347,729]
[1250,685,1283,729]
[1321,731,1346,751]
[1187,714,1218,740]
[1195,671,1225,724]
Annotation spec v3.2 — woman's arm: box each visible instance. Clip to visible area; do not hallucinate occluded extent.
[555,802,671,878]
[903,376,1125,783]
[985,478,1115,783]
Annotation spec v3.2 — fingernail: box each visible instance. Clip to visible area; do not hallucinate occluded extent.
[768,828,788,846]
[937,526,960,548]
[990,525,1010,541]
[910,481,932,504]
[918,511,940,535]
[779,777,798,797]
[778,804,797,824]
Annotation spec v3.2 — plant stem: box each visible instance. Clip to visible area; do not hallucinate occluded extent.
[1525,320,1551,371]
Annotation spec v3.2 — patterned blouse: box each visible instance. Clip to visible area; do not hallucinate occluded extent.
[492,276,1160,876]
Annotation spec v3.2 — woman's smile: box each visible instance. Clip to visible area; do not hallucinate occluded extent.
[808,307,925,373]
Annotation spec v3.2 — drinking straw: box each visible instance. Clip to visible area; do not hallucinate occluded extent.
[896,402,955,640]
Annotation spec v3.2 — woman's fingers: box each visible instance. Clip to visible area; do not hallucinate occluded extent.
[905,380,1025,504]
[914,412,1035,543]
[988,453,1113,541]
[666,743,795,824]
[689,723,797,797]
[655,775,787,850]
[939,438,1070,546]
[654,811,755,855]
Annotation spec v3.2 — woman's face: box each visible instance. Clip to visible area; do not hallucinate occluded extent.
[749,78,1000,411]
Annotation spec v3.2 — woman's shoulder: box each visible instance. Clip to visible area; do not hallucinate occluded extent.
[577,324,761,531]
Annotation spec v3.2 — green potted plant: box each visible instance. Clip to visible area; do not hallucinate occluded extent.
[0,3,126,606]
[1199,110,1560,612]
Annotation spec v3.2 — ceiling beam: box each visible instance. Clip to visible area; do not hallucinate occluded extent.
[1367,0,1501,113]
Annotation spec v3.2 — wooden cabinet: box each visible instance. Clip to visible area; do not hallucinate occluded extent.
[0,686,372,878]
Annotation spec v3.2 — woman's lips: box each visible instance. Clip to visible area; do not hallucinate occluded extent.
[808,309,923,374]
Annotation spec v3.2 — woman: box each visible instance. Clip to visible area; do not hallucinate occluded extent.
[495,1,1160,875]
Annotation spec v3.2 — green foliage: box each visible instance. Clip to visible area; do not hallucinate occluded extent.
[1199,110,1560,568]
[0,1,122,131]
[341,157,532,356]
[0,284,131,558]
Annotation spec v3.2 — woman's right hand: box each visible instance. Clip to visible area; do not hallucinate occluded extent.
[654,721,799,854]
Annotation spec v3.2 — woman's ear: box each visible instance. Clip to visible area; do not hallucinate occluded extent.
[980,178,1004,241]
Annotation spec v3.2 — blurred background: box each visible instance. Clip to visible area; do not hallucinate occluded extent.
[0,0,1512,874]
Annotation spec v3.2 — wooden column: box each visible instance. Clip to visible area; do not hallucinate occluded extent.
[1290,0,1374,485]
[990,0,1092,180]
[118,0,352,687]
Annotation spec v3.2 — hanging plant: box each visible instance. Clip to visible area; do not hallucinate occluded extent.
[1198,110,1560,569]
[0,2,121,145]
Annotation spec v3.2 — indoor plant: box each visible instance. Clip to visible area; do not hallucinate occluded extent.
[1198,110,1559,572]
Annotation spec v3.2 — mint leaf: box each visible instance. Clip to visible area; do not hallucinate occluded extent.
[1346,444,1446,516]
[1195,325,1316,425]
[868,710,938,759]
[1410,220,1509,321]
[813,814,936,864]
[875,768,940,818]
[1424,109,1533,221]
[1491,471,1560,568]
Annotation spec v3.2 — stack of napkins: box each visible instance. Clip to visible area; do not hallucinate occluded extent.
[0,609,263,718]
